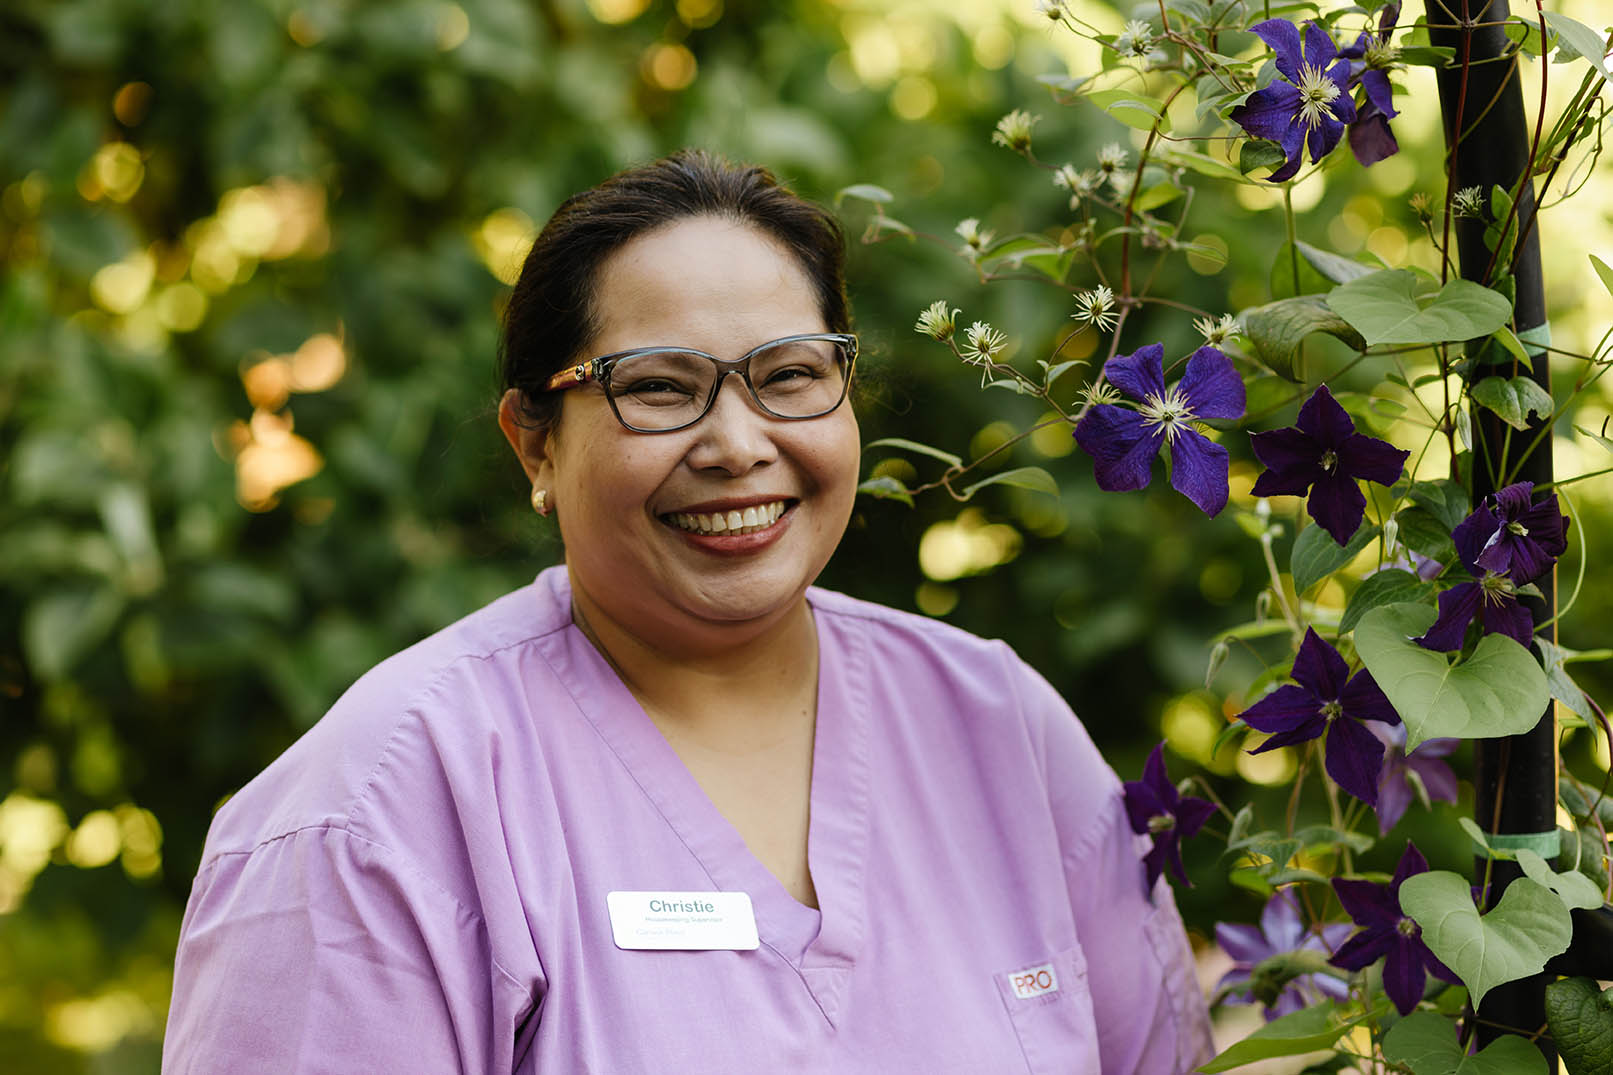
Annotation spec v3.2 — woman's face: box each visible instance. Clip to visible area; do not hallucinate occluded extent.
[505,215,860,651]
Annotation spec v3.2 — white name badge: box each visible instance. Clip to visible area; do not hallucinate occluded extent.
[607,891,760,951]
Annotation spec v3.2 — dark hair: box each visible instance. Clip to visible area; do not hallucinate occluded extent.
[500,149,851,429]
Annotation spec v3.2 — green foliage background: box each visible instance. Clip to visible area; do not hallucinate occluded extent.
[1,0,1608,1068]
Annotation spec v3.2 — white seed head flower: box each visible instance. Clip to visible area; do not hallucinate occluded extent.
[1409,191,1434,224]
[955,217,994,253]
[962,320,1007,363]
[1033,0,1067,23]
[991,109,1040,154]
[1096,142,1129,173]
[1116,19,1154,57]
[1452,186,1485,219]
[915,300,959,341]
[1072,285,1118,331]
[1080,379,1124,409]
[1194,313,1240,346]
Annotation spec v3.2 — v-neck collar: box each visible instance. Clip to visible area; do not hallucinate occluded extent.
[537,579,871,1024]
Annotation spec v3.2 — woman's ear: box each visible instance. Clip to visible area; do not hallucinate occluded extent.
[497,388,555,488]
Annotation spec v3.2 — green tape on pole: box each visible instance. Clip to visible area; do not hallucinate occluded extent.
[1516,322,1551,358]
[1471,828,1561,860]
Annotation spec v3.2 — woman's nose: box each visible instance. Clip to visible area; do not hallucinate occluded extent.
[685,373,778,474]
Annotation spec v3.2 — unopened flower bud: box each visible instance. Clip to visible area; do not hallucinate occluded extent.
[1255,589,1273,624]
[1205,640,1230,689]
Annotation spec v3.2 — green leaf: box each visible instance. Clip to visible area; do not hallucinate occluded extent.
[1156,147,1246,184]
[1291,520,1378,595]
[1535,638,1600,722]
[856,476,913,506]
[1198,1001,1385,1072]
[1470,376,1555,431]
[960,466,1060,499]
[1543,13,1613,95]
[1238,139,1289,176]
[1354,604,1551,749]
[1041,359,1085,390]
[1394,506,1458,563]
[1269,241,1336,300]
[862,437,963,468]
[1514,848,1605,911]
[1402,871,1573,1009]
[1341,569,1434,634]
[1574,424,1613,454]
[1297,240,1376,284]
[1382,1011,1549,1075]
[1243,296,1368,381]
[1409,480,1471,531]
[1086,88,1168,131]
[1327,270,1513,346]
[1545,977,1613,1075]
[836,183,893,205]
[1591,254,1613,298]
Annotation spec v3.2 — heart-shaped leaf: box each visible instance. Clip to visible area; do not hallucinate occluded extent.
[1353,604,1550,750]
[1545,976,1613,1075]
[1341,569,1434,634]
[1514,849,1605,911]
[1328,270,1512,346]
[1400,871,1573,1009]
[1471,375,1555,431]
[1291,519,1378,595]
[1243,295,1367,380]
[1382,1011,1548,1074]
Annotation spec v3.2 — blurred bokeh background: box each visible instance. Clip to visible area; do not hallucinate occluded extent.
[2,0,1609,1068]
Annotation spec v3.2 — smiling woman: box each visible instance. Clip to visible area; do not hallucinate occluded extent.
[162,151,1212,1074]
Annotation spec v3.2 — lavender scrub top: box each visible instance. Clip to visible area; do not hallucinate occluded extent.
[165,567,1213,1074]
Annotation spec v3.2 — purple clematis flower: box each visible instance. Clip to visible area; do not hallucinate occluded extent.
[1123,741,1217,890]
[1216,890,1353,1019]
[1249,384,1409,546]
[1413,483,1565,651]
[1340,2,1403,166]
[1330,842,1462,1015]
[1240,628,1402,806]
[1370,722,1459,835]
[1230,20,1357,182]
[1473,481,1569,583]
[1074,343,1246,516]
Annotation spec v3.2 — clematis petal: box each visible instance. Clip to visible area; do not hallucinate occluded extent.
[1103,342,1167,403]
[1479,594,1534,647]
[1408,753,1459,805]
[1415,582,1482,651]
[1329,924,1391,970]
[1163,832,1192,886]
[1389,841,1431,888]
[1177,795,1217,838]
[1241,683,1323,735]
[1167,428,1231,516]
[1338,431,1410,486]
[1360,69,1398,118]
[1349,107,1400,167]
[1324,61,1357,123]
[1340,669,1401,726]
[1381,939,1426,1015]
[1251,19,1305,84]
[1451,505,1499,574]
[1324,715,1387,805]
[1307,471,1369,547]
[1296,384,1357,448]
[1340,30,1371,60]
[1216,922,1271,968]
[1259,890,1305,949]
[1303,20,1339,69]
[1334,877,1400,930]
[1266,126,1308,182]
[1490,481,1535,518]
[1178,346,1247,420]
[1376,761,1413,834]
[1292,627,1351,698]
[1249,427,1323,495]
[1230,85,1306,147]
[1075,405,1164,493]
[1306,116,1346,166]
[1142,840,1167,890]
[1123,781,1166,834]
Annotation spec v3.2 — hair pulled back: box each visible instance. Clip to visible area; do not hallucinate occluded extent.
[500,149,850,429]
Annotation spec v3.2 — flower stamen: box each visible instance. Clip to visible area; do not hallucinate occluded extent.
[1139,388,1197,445]
[1296,64,1342,129]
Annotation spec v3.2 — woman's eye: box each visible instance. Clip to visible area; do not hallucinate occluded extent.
[762,365,819,386]
[620,378,696,401]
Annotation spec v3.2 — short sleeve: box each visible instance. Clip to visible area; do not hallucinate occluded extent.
[163,826,539,1074]
[1010,656,1215,1075]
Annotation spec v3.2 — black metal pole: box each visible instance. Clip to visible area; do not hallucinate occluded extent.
[1425,0,1557,1059]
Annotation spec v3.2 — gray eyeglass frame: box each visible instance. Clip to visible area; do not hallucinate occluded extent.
[540,332,858,434]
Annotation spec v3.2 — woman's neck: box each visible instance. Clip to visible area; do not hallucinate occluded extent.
[566,573,820,738]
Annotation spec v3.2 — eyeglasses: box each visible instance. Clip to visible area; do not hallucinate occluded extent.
[542,333,858,433]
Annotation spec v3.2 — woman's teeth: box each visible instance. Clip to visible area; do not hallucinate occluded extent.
[669,501,786,535]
